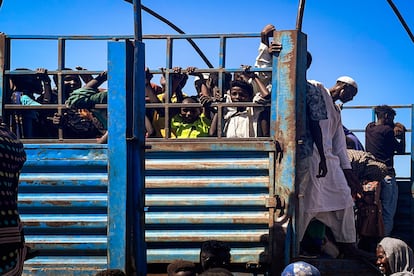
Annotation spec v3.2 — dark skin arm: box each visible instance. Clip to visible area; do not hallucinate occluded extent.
[75,66,94,84]
[145,68,161,104]
[36,68,52,103]
[145,115,155,137]
[84,71,107,89]
[393,122,406,154]
[343,168,363,200]
[309,120,327,178]
[261,24,275,47]
[239,66,270,99]
[209,113,219,137]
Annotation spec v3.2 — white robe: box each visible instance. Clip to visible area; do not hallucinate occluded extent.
[303,81,354,213]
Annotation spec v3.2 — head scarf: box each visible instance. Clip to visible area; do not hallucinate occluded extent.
[281,261,320,276]
[379,237,414,274]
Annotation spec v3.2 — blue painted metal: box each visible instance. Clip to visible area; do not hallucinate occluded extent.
[132,0,147,271]
[107,41,130,273]
[20,144,108,275]
[271,31,307,264]
[144,144,277,266]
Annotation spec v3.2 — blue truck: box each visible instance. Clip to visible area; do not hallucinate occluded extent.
[0,2,412,275]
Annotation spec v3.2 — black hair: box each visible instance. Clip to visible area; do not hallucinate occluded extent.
[230,80,254,98]
[182,96,199,103]
[374,105,396,119]
[306,51,312,69]
[52,68,82,86]
[200,240,231,271]
[10,68,43,94]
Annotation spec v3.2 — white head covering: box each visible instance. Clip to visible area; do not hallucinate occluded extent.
[337,76,358,90]
[379,237,414,274]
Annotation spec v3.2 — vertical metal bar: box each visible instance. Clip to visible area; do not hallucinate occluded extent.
[269,31,279,138]
[0,33,10,119]
[57,38,66,140]
[133,0,143,42]
[107,41,128,272]
[164,37,173,139]
[295,0,306,31]
[271,31,306,269]
[216,36,227,138]
[411,104,414,248]
[132,1,147,274]
[371,107,376,123]
[219,36,226,69]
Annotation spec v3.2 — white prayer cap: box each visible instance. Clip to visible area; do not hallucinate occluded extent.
[336,76,358,90]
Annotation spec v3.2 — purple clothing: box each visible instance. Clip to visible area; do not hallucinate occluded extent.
[343,125,364,151]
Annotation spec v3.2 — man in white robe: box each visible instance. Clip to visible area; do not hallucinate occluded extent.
[300,77,372,258]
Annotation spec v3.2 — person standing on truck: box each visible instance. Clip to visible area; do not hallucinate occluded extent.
[365,105,406,237]
[302,76,372,259]
[0,119,27,275]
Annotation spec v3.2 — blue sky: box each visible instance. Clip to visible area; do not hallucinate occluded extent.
[1,0,413,175]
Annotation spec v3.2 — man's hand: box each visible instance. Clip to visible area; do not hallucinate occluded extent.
[36,68,50,82]
[269,41,282,55]
[261,24,275,46]
[50,113,62,126]
[343,169,363,200]
[145,67,153,85]
[317,158,327,178]
[394,122,406,139]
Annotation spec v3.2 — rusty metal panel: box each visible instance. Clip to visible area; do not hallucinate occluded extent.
[145,141,276,266]
[19,144,109,275]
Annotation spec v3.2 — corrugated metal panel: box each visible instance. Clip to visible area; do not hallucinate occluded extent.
[145,143,276,266]
[20,144,109,275]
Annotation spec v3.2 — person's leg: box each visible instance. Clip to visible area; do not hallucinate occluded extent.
[316,207,356,244]
[316,208,374,259]
[380,175,398,236]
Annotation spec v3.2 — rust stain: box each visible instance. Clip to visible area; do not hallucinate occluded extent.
[44,201,72,206]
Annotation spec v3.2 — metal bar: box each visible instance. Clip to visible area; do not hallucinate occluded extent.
[0,33,9,120]
[107,41,129,272]
[386,0,414,43]
[296,0,306,31]
[132,0,147,273]
[124,0,215,67]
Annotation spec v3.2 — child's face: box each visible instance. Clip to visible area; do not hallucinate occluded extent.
[180,99,201,123]
[229,86,251,102]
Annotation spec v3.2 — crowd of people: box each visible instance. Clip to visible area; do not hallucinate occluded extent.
[6,67,108,142]
[91,237,414,275]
